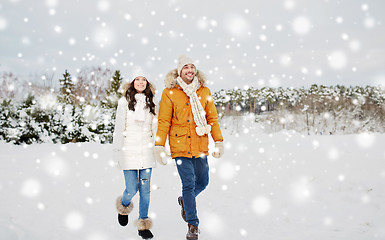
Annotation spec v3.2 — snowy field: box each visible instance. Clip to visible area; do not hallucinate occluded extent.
[1,116,385,240]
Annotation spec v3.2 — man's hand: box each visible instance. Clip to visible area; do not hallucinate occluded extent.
[212,141,224,158]
[154,146,169,165]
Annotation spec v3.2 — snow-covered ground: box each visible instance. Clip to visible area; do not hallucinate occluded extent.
[1,116,385,240]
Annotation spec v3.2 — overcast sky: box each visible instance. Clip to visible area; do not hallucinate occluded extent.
[1,0,385,92]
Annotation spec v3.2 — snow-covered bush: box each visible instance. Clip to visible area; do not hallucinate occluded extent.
[0,67,124,144]
[0,98,116,144]
[0,99,19,142]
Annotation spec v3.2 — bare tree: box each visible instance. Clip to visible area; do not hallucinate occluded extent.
[74,66,114,105]
[0,72,19,100]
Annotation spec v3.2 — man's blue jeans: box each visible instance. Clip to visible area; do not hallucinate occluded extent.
[175,156,209,227]
[121,168,152,219]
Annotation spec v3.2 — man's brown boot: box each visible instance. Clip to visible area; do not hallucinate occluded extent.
[186,223,199,240]
[178,196,187,222]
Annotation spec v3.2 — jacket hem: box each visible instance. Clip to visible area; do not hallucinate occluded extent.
[171,152,208,159]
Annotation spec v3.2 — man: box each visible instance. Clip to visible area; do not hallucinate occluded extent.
[154,55,224,240]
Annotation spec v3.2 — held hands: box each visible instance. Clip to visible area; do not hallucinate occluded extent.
[154,145,169,165]
[212,141,224,158]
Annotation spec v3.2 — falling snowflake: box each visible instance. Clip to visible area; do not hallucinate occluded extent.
[218,161,236,181]
[356,132,376,148]
[224,14,250,38]
[97,0,110,12]
[328,51,347,70]
[65,211,85,231]
[0,15,7,30]
[292,16,312,35]
[21,178,42,198]
[252,196,271,215]
[201,212,225,237]
[45,0,58,7]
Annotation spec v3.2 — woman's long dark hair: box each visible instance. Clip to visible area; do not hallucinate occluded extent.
[125,78,156,115]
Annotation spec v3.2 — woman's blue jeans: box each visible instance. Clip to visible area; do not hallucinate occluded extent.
[121,168,152,219]
[175,156,209,227]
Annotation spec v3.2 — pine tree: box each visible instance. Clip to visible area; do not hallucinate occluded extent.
[57,70,76,105]
[0,99,17,142]
[102,70,123,108]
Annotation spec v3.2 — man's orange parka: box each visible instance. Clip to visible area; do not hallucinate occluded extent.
[155,69,223,159]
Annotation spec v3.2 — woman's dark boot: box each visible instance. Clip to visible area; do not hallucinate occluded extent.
[115,196,133,226]
[136,218,153,239]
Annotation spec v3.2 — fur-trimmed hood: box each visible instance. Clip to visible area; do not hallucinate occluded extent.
[164,68,207,89]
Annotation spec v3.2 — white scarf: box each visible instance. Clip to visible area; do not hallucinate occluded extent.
[176,76,211,136]
[133,93,146,121]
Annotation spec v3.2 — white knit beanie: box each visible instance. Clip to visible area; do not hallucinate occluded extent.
[118,66,147,95]
[130,66,147,80]
[177,55,196,76]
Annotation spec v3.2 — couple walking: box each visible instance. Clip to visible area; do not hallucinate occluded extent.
[112,55,224,240]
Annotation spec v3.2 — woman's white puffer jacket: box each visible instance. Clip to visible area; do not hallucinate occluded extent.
[112,95,157,170]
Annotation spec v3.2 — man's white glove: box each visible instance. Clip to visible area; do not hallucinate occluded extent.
[212,141,224,158]
[154,146,169,165]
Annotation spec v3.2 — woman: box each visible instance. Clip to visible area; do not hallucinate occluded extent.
[113,73,157,240]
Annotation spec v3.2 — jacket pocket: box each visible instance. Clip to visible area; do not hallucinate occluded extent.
[169,127,188,153]
[199,134,209,153]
